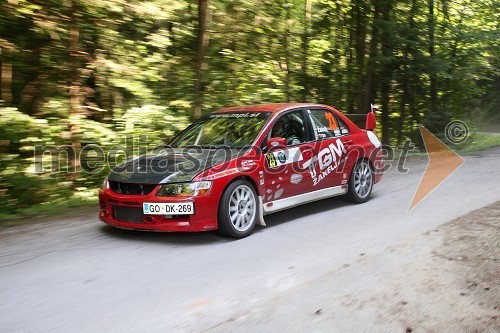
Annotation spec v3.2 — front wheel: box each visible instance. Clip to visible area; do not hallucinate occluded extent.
[346,159,374,203]
[217,179,257,238]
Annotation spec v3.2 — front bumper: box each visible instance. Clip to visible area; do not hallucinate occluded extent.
[98,188,219,232]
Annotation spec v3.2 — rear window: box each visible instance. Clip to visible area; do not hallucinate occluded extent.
[308,109,341,139]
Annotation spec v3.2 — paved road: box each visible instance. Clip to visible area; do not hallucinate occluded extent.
[1,147,499,332]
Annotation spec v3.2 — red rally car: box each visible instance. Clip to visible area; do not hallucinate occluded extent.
[99,103,384,238]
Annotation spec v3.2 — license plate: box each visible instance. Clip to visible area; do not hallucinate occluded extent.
[143,202,194,215]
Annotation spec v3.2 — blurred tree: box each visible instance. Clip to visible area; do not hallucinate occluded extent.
[193,0,211,119]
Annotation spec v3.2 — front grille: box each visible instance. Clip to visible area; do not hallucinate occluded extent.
[112,205,144,223]
[109,181,156,195]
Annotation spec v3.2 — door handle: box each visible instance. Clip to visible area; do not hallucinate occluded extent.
[303,150,313,158]
[301,145,315,158]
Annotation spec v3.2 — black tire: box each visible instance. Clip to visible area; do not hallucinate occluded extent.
[217,179,258,238]
[346,159,374,203]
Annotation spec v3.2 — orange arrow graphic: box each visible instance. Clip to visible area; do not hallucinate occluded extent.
[409,125,464,210]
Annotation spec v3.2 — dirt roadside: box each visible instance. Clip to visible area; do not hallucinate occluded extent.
[206,201,499,332]
[363,200,500,332]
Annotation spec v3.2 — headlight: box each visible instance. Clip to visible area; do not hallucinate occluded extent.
[102,177,108,190]
[156,181,212,197]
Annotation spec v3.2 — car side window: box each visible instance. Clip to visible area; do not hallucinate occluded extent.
[337,116,350,135]
[270,111,307,146]
[308,109,341,139]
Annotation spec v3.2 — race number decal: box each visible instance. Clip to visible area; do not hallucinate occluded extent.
[266,153,278,168]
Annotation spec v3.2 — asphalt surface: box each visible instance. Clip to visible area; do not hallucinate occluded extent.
[1,146,499,332]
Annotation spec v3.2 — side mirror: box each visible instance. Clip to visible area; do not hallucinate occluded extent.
[365,111,376,131]
[266,137,286,150]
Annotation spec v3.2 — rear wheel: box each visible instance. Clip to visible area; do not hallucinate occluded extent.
[346,159,373,203]
[217,179,257,238]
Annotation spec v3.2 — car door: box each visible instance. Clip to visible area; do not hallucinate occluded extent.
[261,109,315,203]
[304,108,353,190]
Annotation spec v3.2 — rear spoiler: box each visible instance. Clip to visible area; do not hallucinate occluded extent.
[366,111,376,131]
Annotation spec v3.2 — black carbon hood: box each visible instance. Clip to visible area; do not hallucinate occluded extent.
[107,148,239,184]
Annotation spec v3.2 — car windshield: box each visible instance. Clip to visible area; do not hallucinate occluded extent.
[169,112,271,149]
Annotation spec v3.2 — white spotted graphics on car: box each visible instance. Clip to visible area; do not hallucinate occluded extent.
[290,174,303,184]
[274,188,284,199]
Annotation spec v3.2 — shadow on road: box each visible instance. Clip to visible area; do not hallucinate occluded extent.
[99,225,227,245]
[100,195,359,243]
[257,196,353,231]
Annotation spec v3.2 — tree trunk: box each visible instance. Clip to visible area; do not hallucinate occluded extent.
[379,2,393,145]
[193,0,211,120]
[0,54,13,105]
[407,0,421,126]
[300,0,311,102]
[355,0,368,113]
[69,1,81,116]
[397,56,409,146]
[346,5,355,114]
[361,0,381,115]
[68,0,81,184]
[283,0,292,102]
[330,2,344,107]
[428,0,438,114]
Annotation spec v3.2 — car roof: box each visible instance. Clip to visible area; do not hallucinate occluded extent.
[213,103,334,115]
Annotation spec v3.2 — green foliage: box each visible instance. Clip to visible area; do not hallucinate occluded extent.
[119,105,189,144]
[0,105,188,218]
[0,108,46,144]
[0,107,69,214]
[0,194,98,226]
[455,133,500,154]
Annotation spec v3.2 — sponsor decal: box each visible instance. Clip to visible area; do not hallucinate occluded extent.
[277,152,286,164]
[241,160,255,166]
[302,139,347,186]
[265,147,303,168]
[240,160,257,169]
[204,168,239,180]
[316,126,329,133]
[209,112,260,119]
